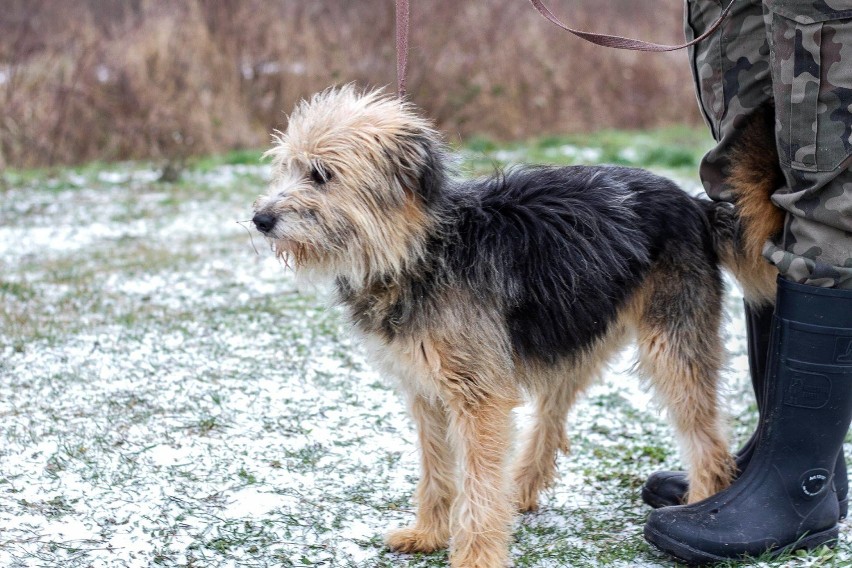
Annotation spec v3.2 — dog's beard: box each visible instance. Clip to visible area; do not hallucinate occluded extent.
[273,239,311,268]
[273,236,375,286]
[273,238,347,279]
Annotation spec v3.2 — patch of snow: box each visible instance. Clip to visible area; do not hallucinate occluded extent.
[559,144,603,162]
[618,147,641,163]
[492,149,525,162]
[1,160,848,567]
[221,488,290,518]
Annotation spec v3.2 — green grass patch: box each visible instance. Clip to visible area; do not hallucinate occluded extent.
[192,148,266,172]
[460,125,713,178]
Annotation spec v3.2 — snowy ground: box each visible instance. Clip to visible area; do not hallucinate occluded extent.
[1,141,849,567]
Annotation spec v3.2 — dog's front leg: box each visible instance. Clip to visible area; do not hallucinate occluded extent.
[446,393,517,568]
[386,394,455,553]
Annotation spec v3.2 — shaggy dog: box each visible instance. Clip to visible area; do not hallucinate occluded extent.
[251,87,778,567]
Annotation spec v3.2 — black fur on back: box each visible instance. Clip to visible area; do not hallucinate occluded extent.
[338,165,723,365]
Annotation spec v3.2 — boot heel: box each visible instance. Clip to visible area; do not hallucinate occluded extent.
[777,525,840,557]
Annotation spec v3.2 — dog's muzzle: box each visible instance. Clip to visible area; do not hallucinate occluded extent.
[252,213,277,234]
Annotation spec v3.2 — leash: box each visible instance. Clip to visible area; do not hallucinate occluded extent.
[527,0,736,52]
[396,0,409,97]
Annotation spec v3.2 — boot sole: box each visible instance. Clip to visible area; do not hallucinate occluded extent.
[644,524,839,566]
[642,486,849,520]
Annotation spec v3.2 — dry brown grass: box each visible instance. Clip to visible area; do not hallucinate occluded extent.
[0,0,700,169]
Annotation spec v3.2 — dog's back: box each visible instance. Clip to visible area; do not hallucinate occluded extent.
[440,165,724,365]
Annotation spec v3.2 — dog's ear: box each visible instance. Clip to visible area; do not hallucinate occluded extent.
[405,134,445,206]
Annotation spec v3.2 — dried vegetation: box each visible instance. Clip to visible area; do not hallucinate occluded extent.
[0,0,699,169]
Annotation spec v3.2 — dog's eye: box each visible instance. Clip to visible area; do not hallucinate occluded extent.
[310,165,332,186]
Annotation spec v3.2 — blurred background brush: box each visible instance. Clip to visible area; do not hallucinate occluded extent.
[0,0,697,171]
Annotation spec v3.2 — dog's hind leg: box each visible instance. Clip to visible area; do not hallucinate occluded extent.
[636,269,736,504]
[385,394,456,553]
[513,382,576,513]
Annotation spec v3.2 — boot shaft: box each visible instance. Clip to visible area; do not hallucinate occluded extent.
[756,277,852,514]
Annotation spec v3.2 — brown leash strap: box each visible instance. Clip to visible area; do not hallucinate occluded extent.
[529,0,736,52]
[396,0,410,97]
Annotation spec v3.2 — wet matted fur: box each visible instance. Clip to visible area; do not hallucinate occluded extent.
[251,86,775,567]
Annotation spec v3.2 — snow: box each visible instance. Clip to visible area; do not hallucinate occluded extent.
[0,160,847,567]
[559,145,604,162]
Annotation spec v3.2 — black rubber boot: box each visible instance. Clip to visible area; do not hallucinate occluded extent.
[644,278,852,565]
[640,300,849,517]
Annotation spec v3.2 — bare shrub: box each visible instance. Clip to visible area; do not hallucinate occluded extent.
[0,0,700,169]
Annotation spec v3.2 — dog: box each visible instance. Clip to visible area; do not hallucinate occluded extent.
[251,86,779,567]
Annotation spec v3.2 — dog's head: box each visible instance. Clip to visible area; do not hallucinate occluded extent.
[252,86,446,282]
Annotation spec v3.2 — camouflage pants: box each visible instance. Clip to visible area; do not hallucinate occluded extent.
[686,0,852,288]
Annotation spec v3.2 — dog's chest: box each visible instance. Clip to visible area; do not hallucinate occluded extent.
[337,282,443,394]
[337,278,430,341]
[357,330,444,398]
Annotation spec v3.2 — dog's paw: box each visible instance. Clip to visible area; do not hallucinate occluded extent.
[515,486,540,513]
[385,526,448,553]
[513,470,546,512]
[686,453,736,504]
[449,542,510,568]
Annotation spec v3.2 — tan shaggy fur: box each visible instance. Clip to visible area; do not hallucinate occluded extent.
[727,111,785,305]
[249,86,784,567]
[720,106,786,305]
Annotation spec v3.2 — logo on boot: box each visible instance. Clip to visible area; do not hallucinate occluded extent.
[800,469,831,498]
[836,337,852,364]
[784,372,830,409]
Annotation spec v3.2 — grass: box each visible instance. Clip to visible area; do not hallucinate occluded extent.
[459,125,713,178]
[1,129,850,567]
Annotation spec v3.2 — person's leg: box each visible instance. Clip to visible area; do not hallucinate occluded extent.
[684,0,773,204]
[645,278,852,564]
[761,4,852,288]
[643,0,852,512]
[644,3,852,562]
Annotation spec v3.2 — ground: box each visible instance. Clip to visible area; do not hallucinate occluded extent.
[1,130,848,567]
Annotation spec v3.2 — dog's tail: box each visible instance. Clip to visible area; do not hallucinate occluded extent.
[703,103,785,306]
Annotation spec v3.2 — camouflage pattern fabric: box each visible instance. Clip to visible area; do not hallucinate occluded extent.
[686,0,852,288]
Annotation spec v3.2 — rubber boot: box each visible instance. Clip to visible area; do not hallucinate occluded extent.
[644,278,852,565]
[640,301,849,517]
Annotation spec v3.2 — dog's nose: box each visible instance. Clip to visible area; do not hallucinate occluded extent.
[252,213,277,233]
